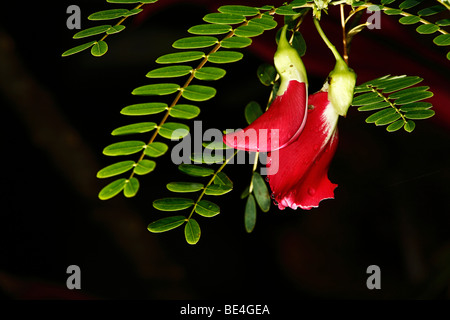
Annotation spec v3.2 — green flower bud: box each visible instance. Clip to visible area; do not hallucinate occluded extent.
[274,25,308,95]
[328,59,356,117]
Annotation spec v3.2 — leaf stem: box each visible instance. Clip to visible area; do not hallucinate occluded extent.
[340,4,349,64]
[313,17,346,64]
[370,86,407,124]
[187,150,239,220]
[99,3,146,42]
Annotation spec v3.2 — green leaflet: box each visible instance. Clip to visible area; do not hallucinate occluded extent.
[106,25,126,35]
[275,5,298,15]
[365,108,397,123]
[188,24,232,35]
[245,101,263,125]
[388,86,429,99]
[257,63,277,86]
[182,85,217,101]
[417,5,446,16]
[158,122,190,140]
[399,0,424,9]
[124,177,140,198]
[172,36,219,49]
[379,77,424,93]
[394,91,433,104]
[436,19,450,26]
[234,25,264,37]
[156,51,205,64]
[103,140,146,156]
[404,120,416,132]
[248,15,277,30]
[144,142,169,157]
[190,153,225,164]
[194,67,226,81]
[153,198,195,211]
[214,172,233,188]
[121,102,168,116]
[383,9,403,15]
[357,102,390,111]
[167,182,205,193]
[352,92,384,106]
[375,112,402,126]
[97,160,136,178]
[88,9,130,20]
[404,109,435,119]
[386,120,405,132]
[195,200,220,217]
[62,41,96,57]
[73,25,112,39]
[169,104,201,119]
[399,102,432,112]
[111,122,157,135]
[148,216,186,233]
[132,83,180,96]
[244,194,257,233]
[258,5,275,10]
[252,172,271,212]
[98,178,127,200]
[203,141,232,150]
[91,41,109,57]
[220,37,252,49]
[416,24,440,34]
[133,159,156,175]
[203,13,246,25]
[179,164,214,177]
[434,34,450,46]
[292,31,307,57]
[207,51,244,63]
[146,65,193,78]
[185,219,201,245]
[218,5,260,16]
[204,184,232,196]
[290,0,307,6]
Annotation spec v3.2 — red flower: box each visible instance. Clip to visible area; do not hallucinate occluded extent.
[223,25,308,152]
[223,80,307,152]
[267,88,339,210]
[223,25,352,210]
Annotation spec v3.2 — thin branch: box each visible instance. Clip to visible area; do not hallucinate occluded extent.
[340,4,349,64]
[188,150,239,220]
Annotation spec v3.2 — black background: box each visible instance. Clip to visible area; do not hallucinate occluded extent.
[0,0,449,301]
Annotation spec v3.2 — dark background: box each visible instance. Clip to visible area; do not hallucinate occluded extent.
[0,0,449,300]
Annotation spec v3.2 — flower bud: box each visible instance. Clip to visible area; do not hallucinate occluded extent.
[328,59,356,117]
[274,25,308,95]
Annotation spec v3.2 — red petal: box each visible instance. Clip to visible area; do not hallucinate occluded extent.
[267,91,339,210]
[223,80,307,152]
